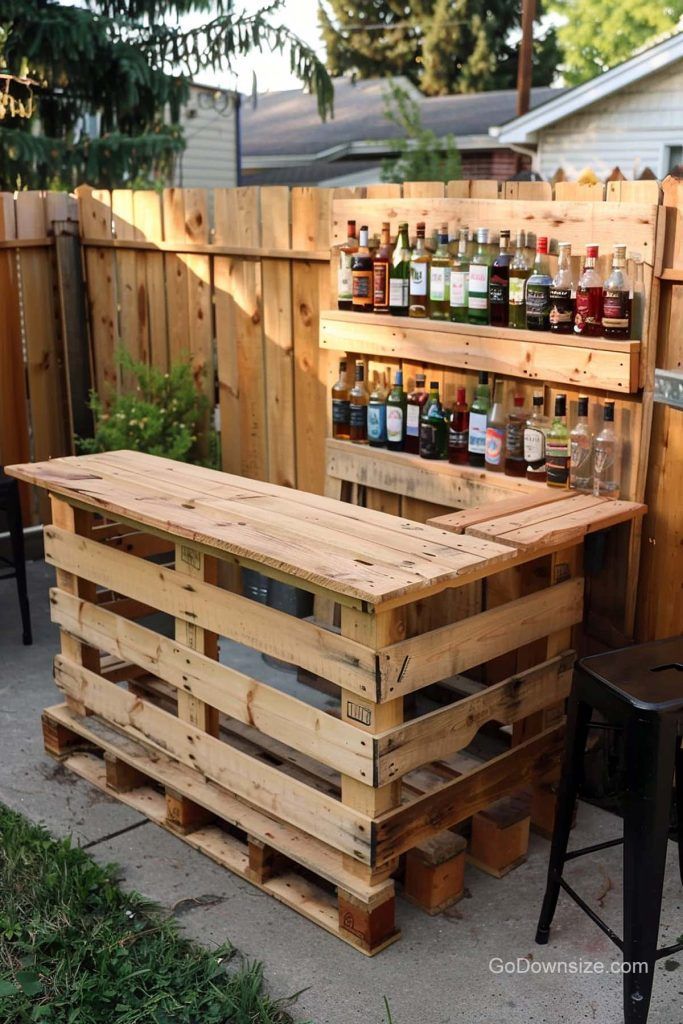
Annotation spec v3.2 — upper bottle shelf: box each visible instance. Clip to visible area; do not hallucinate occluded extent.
[319,310,640,394]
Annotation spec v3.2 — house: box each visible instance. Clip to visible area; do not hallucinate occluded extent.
[240,77,564,187]
[173,82,240,188]
[492,28,683,181]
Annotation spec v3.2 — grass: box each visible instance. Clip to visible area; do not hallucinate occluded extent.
[0,805,306,1024]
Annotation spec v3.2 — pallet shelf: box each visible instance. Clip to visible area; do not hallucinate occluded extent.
[320,310,640,393]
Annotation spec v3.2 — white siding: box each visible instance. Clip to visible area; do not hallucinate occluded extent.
[174,85,239,189]
[537,60,683,180]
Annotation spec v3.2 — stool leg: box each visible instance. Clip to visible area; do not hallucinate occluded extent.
[6,481,32,646]
[677,738,683,887]
[622,717,677,1024]
[536,694,592,944]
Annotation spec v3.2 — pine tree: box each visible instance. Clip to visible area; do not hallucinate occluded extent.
[318,0,560,96]
[0,0,333,190]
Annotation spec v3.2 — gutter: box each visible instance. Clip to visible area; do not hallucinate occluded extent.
[234,92,242,186]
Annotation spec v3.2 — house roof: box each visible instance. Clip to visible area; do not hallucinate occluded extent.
[493,26,683,144]
[241,77,564,167]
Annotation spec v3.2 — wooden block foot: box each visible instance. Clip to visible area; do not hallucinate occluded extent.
[104,753,148,793]
[165,788,213,834]
[338,885,398,954]
[469,794,531,878]
[404,832,466,914]
[247,838,285,883]
[42,712,86,757]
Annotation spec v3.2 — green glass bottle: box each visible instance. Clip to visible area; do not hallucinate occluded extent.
[386,369,407,451]
[546,393,570,488]
[468,228,491,325]
[389,222,411,317]
[467,371,490,468]
[508,229,530,329]
[429,223,451,320]
[419,381,448,460]
[449,228,470,323]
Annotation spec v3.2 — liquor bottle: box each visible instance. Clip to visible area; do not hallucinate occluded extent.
[405,372,428,454]
[351,225,373,312]
[546,393,570,488]
[508,230,530,329]
[526,236,552,330]
[449,228,470,323]
[485,380,506,472]
[468,228,491,325]
[386,370,406,451]
[631,252,645,339]
[419,381,448,460]
[331,358,350,440]
[549,242,575,334]
[390,222,411,317]
[489,229,511,328]
[409,222,430,318]
[602,244,632,339]
[337,220,357,311]
[574,244,602,336]
[468,371,490,467]
[593,401,620,497]
[372,221,392,315]
[570,394,592,492]
[429,224,451,320]
[448,386,469,464]
[504,394,527,477]
[524,392,550,482]
[367,372,387,448]
[349,359,368,443]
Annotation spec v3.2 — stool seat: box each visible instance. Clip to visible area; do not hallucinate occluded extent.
[579,637,683,713]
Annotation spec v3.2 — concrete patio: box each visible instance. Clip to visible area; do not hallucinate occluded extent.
[1,560,681,1024]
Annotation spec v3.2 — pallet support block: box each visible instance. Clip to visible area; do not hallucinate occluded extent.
[404,832,467,914]
[468,793,531,878]
[104,752,147,793]
[337,885,398,954]
[42,711,85,758]
[165,788,214,834]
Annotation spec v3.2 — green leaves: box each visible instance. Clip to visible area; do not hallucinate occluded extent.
[380,80,462,184]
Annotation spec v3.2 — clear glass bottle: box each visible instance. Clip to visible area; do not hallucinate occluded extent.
[508,229,530,329]
[349,359,368,443]
[593,401,620,497]
[489,229,511,328]
[631,252,645,340]
[524,392,550,482]
[419,381,448,460]
[546,393,570,488]
[485,380,506,473]
[526,236,552,330]
[574,244,603,336]
[549,242,575,334]
[468,371,490,467]
[602,243,632,339]
[429,223,451,320]
[372,221,392,315]
[337,219,357,311]
[389,222,411,317]
[367,372,387,448]
[386,369,406,451]
[468,228,491,325]
[409,222,430,318]
[448,386,469,464]
[504,394,527,477]
[449,228,470,323]
[331,358,350,440]
[351,226,373,312]
[570,394,592,492]
[405,373,428,454]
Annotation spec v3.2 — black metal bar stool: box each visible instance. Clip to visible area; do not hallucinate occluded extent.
[0,469,32,645]
[536,636,683,1024]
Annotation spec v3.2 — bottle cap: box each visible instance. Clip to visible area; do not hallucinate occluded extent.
[613,244,627,259]
[416,373,427,385]
[604,400,615,421]
[347,220,356,231]
[395,370,403,385]
[500,229,511,241]
[578,395,589,416]
[515,229,526,246]
[532,392,544,406]
[514,394,524,407]
[456,386,466,403]
[430,381,439,390]
[555,393,567,415]
[476,227,489,243]
[558,241,571,252]
[536,236,549,254]
[586,244,599,258]
[416,221,426,235]
[339,359,347,371]
[478,370,488,384]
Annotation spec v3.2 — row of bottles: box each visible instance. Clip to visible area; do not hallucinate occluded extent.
[338,220,640,339]
[332,360,620,495]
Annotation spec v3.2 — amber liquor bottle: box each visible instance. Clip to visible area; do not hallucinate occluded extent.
[337,220,357,311]
[351,226,373,312]
[331,359,350,440]
[349,360,369,443]
[373,221,392,314]
[448,387,469,465]
[405,373,428,454]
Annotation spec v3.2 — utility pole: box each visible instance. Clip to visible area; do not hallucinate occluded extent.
[517,0,536,117]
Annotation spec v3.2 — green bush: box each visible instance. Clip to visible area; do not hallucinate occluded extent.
[78,349,216,465]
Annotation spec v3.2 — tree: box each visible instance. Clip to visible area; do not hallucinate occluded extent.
[318,0,560,95]
[381,81,461,183]
[0,1,333,190]
[550,0,683,85]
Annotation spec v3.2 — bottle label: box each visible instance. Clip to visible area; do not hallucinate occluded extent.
[430,266,447,301]
[420,422,443,459]
[526,283,550,319]
[468,264,489,292]
[386,406,404,443]
[389,278,409,308]
[575,286,602,330]
[549,287,573,327]
[546,439,569,486]
[524,425,546,464]
[509,277,526,305]
[489,283,507,305]
[332,399,350,425]
[570,438,592,488]
[505,418,524,459]
[367,403,387,442]
[373,264,389,307]
[338,263,352,301]
[406,404,421,437]
[450,269,468,307]
[602,288,630,330]
[468,411,487,454]
[485,425,505,466]
[349,404,367,429]
[594,442,618,493]
[449,428,468,451]
[410,263,427,295]
[352,271,372,303]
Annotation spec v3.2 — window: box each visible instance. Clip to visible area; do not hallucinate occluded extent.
[665,144,683,173]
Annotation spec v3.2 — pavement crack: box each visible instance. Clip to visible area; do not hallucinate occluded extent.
[80,818,149,851]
